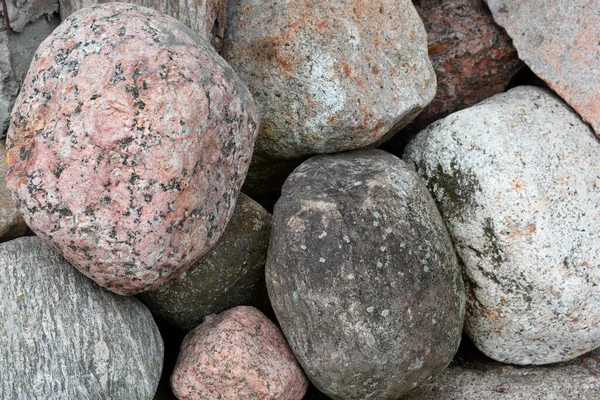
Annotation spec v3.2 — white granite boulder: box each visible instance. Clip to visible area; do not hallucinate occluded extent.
[405,86,600,365]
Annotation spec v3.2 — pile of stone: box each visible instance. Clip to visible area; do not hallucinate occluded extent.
[1,0,599,399]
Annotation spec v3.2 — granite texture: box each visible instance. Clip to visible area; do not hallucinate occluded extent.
[5,3,258,295]
[405,86,600,365]
[171,306,308,400]
[0,142,27,242]
[266,150,465,399]
[223,0,436,160]
[0,237,164,399]
[484,0,600,136]
[139,193,271,331]
[58,0,226,51]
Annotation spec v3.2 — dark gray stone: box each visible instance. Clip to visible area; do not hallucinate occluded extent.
[0,237,163,399]
[404,86,600,365]
[139,193,271,331]
[266,149,465,399]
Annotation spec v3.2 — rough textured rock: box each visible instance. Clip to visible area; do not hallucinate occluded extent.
[404,86,600,365]
[404,340,600,399]
[0,0,58,32]
[382,0,522,153]
[58,0,226,51]
[0,142,27,242]
[5,3,258,295]
[484,0,600,136]
[266,150,465,399]
[171,306,308,400]
[139,193,271,331]
[0,237,164,399]
[0,33,20,136]
[223,0,436,161]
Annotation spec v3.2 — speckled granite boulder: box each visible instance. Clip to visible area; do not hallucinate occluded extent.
[171,306,308,400]
[5,3,258,295]
[223,0,435,161]
[58,0,226,51]
[266,150,465,399]
[139,193,271,331]
[0,237,163,399]
[0,143,27,242]
[404,86,600,365]
[484,0,600,136]
[382,0,522,153]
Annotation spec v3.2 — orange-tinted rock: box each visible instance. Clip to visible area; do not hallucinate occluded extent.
[383,0,522,151]
[485,0,600,135]
[5,4,258,295]
[171,306,308,400]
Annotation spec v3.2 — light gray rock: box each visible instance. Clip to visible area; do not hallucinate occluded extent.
[223,0,436,161]
[0,32,20,135]
[139,193,271,331]
[404,345,600,399]
[404,86,600,365]
[0,134,27,242]
[1,0,58,33]
[0,237,164,399]
[58,0,226,50]
[484,0,600,136]
[266,149,465,399]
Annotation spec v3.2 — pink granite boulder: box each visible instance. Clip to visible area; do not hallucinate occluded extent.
[5,3,258,295]
[171,306,308,400]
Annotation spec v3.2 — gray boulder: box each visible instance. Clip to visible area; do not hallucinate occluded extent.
[0,237,163,399]
[223,1,435,161]
[404,86,600,365]
[139,193,271,331]
[266,150,465,399]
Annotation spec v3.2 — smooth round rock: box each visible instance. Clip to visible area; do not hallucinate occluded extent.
[266,150,465,399]
[5,3,258,295]
[170,306,308,400]
[0,237,163,399]
[139,193,271,331]
[404,86,600,365]
[223,0,436,160]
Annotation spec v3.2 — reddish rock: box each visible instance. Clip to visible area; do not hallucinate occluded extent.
[484,0,600,135]
[5,3,258,295]
[0,142,27,242]
[58,0,227,51]
[223,0,436,160]
[171,306,308,400]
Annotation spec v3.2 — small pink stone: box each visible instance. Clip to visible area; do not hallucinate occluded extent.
[171,306,308,400]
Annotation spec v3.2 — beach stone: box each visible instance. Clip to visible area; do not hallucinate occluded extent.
[0,142,27,242]
[484,0,600,136]
[171,306,308,400]
[139,193,271,331]
[223,0,435,161]
[0,237,164,399]
[58,0,226,51]
[404,340,600,399]
[5,3,258,295]
[0,0,58,33]
[266,150,465,399]
[383,0,522,154]
[404,86,600,365]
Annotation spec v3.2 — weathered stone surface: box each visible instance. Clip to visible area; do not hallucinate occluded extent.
[223,0,436,161]
[404,340,600,399]
[171,306,308,400]
[139,193,271,331]
[0,0,58,32]
[386,0,522,149]
[0,33,21,136]
[404,86,600,365]
[0,237,164,399]
[5,3,258,295]
[58,0,226,51]
[266,150,465,399]
[1,142,27,242]
[484,0,600,135]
